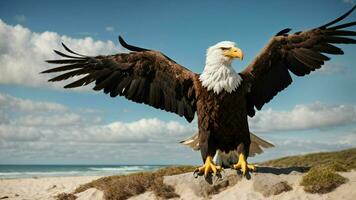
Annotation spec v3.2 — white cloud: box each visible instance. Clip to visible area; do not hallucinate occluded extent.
[0,92,198,164]
[15,113,81,127]
[0,93,194,144]
[0,19,120,90]
[250,129,356,162]
[249,102,356,133]
[0,111,9,124]
[0,93,67,112]
[316,63,347,75]
[105,26,114,32]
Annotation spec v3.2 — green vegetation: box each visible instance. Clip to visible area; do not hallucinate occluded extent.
[72,166,195,200]
[261,148,355,194]
[261,148,356,170]
[300,165,348,194]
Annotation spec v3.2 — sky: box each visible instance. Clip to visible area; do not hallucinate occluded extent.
[0,0,355,165]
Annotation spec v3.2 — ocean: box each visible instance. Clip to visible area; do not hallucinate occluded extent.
[0,165,166,179]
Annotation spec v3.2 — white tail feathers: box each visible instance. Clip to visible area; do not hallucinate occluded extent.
[180,132,274,167]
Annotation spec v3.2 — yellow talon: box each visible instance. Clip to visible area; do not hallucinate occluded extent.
[233,153,255,175]
[194,156,222,177]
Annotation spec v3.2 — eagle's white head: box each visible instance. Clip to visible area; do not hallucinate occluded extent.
[199,41,244,94]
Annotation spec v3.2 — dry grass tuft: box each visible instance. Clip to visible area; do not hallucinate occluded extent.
[300,165,348,194]
[261,148,355,194]
[56,192,77,200]
[74,166,195,200]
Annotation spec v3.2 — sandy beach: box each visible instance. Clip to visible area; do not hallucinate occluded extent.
[0,170,355,200]
[0,176,103,200]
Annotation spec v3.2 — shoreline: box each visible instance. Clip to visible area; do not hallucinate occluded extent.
[0,175,105,181]
[0,164,169,180]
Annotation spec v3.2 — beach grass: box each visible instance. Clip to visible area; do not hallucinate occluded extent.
[56,193,77,200]
[260,148,355,194]
[71,165,196,200]
[260,148,356,170]
[300,165,348,193]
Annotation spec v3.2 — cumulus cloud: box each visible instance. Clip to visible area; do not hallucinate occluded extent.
[0,93,194,144]
[251,131,356,162]
[0,93,67,112]
[316,62,347,75]
[15,113,82,127]
[0,19,120,90]
[92,118,193,143]
[0,92,198,164]
[249,102,356,133]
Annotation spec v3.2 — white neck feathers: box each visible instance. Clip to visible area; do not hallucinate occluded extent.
[199,42,242,94]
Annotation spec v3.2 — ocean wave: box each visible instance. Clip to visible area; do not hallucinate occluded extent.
[89,166,154,171]
[0,171,82,176]
[0,165,164,179]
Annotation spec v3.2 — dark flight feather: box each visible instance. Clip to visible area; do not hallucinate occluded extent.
[319,5,356,29]
[324,36,356,44]
[53,50,84,59]
[48,68,91,82]
[61,43,86,57]
[329,21,356,30]
[324,30,356,36]
[312,43,344,54]
[275,28,292,36]
[118,36,150,52]
[41,64,84,73]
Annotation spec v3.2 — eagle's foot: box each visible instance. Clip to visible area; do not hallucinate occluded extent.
[194,156,222,177]
[233,153,255,175]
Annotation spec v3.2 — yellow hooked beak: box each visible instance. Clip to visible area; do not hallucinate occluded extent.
[223,47,244,60]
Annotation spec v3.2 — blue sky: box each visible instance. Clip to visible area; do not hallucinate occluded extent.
[0,0,355,165]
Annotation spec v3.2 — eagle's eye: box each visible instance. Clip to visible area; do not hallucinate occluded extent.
[220,47,231,51]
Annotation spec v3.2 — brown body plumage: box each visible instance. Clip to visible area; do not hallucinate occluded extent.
[195,78,251,160]
[43,6,356,175]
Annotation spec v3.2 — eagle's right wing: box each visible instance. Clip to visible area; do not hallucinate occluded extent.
[241,6,356,117]
[42,37,199,122]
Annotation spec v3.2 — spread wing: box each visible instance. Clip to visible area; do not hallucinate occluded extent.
[241,6,356,117]
[42,37,198,122]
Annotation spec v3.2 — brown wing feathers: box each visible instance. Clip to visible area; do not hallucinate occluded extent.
[42,38,197,122]
[243,6,356,116]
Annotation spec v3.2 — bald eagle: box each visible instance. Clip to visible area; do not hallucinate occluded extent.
[43,6,356,177]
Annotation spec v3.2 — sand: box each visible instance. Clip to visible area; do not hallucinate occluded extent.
[211,171,356,200]
[1,170,355,200]
[0,176,103,200]
[163,169,356,200]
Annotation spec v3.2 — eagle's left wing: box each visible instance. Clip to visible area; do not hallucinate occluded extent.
[241,6,356,117]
